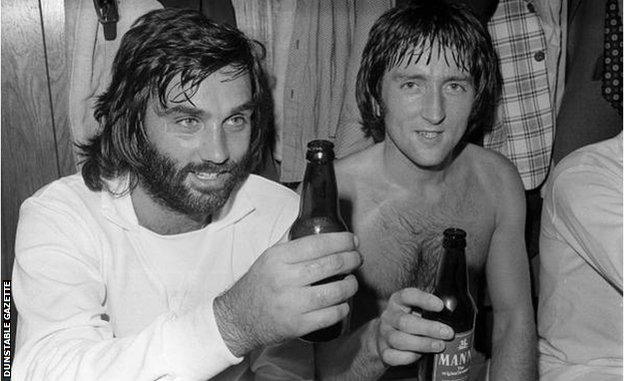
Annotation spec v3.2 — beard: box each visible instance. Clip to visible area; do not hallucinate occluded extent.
[136,142,252,218]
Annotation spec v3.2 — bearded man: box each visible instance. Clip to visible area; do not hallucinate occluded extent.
[11,9,360,381]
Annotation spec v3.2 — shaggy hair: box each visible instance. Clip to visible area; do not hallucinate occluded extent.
[356,1,502,142]
[78,8,270,194]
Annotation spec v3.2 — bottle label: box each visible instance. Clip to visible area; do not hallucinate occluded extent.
[430,330,474,381]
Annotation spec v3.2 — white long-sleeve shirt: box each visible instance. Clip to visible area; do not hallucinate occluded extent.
[538,133,623,380]
[12,173,313,380]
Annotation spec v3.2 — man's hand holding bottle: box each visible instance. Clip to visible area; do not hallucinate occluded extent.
[214,232,361,357]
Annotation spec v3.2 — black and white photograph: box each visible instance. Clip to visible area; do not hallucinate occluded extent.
[1,0,622,380]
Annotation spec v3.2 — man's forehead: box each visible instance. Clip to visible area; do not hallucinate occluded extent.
[165,69,246,97]
[157,68,252,109]
[388,58,471,81]
[389,42,471,76]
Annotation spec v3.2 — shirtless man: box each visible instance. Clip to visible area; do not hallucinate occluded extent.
[316,3,536,380]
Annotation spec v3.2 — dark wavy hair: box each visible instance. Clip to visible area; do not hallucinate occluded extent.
[356,1,501,142]
[78,8,270,193]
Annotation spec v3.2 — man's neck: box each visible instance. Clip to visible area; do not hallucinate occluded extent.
[130,186,209,235]
[381,141,453,189]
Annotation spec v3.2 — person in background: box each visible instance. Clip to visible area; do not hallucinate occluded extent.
[315,3,536,380]
[11,9,361,380]
[538,133,623,380]
[231,0,394,184]
[485,0,566,276]
[552,0,622,165]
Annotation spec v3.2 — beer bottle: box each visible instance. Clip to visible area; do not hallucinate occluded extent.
[419,228,476,381]
[289,139,349,342]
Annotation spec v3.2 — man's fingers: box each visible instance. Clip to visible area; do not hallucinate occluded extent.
[296,251,362,285]
[380,348,419,367]
[386,330,447,353]
[300,302,350,335]
[393,288,444,312]
[393,312,454,340]
[303,274,358,310]
[283,232,356,263]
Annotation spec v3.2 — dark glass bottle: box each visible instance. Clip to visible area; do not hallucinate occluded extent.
[289,140,349,342]
[419,228,476,381]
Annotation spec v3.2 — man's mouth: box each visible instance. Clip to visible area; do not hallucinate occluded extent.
[192,171,222,181]
[415,131,443,139]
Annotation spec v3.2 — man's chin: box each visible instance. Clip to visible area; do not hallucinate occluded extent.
[177,191,228,218]
[183,172,248,216]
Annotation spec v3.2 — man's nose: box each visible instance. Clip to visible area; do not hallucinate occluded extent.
[197,124,229,164]
[421,88,446,125]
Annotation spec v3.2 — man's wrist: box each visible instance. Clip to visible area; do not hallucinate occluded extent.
[353,318,388,379]
[213,293,254,358]
[367,318,384,364]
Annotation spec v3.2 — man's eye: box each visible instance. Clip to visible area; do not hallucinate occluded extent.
[225,115,249,129]
[174,117,203,133]
[400,81,418,90]
[177,117,200,127]
[446,83,467,93]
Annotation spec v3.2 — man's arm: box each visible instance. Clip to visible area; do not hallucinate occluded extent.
[213,232,360,357]
[315,316,386,381]
[13,197,361,380]
[486,159,537,380]
[315,289,453,380]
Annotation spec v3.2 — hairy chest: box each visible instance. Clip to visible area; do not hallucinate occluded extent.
[344,183,495,304]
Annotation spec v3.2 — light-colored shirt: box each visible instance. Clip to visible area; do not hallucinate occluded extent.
[68,0,163,149]
[233,0,393,182]
[538,133,623,380]
[231,0,298,163]
[280,0,394,182]
[12,173,312,380]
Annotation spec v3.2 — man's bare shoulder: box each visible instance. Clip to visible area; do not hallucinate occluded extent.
[460,143,524,191]
[460,144,526,225]
[335,144,384,193]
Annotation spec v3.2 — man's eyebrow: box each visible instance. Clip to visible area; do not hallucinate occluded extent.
[443,75,472,83]
[157,99,256,118]
[229,100,256,115]
[158,105,205,117]
[391,73,427,81]
[390,72,472,83]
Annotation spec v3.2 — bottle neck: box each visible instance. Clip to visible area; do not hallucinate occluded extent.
[299,160,340,219]
[435,245,469,295]
[425,233,476,332]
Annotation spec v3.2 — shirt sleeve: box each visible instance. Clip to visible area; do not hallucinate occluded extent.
[12,198,242,381]
[549,165,623,293]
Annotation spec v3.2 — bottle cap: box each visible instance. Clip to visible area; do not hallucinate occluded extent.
[443,228,466,249]
[306,140,335,162]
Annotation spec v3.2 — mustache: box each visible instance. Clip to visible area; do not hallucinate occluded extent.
[182,161,239,174]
